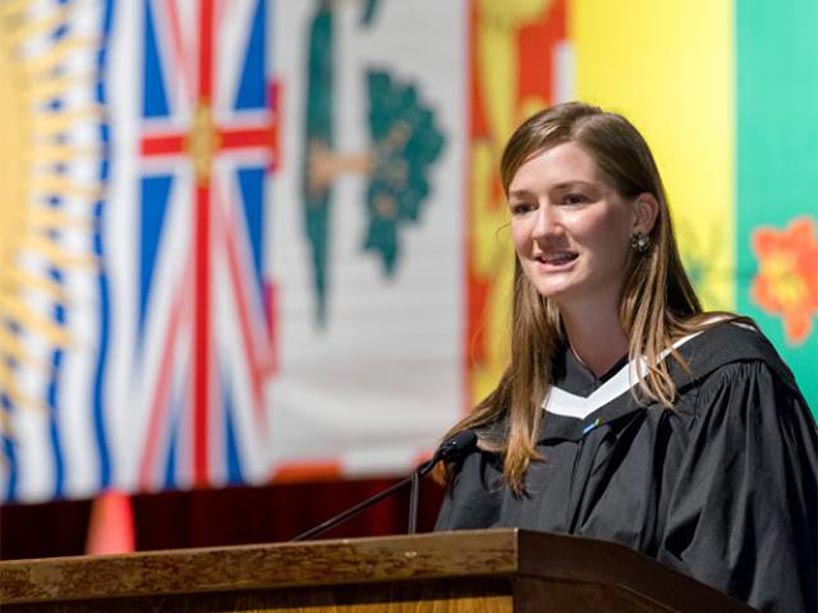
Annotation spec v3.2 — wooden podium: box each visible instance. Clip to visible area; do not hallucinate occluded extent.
[0,529,756,612]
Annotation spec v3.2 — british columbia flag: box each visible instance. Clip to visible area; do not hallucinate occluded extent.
[119,0,279,492]
[2,0,464,505]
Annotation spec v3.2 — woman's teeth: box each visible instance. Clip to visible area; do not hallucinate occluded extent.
[539,252,577,264]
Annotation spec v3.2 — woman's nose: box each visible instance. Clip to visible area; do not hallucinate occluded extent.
[532,204,560,238]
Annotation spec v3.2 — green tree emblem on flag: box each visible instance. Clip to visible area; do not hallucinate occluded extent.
[303,2,446,324]
[364,71,445,274]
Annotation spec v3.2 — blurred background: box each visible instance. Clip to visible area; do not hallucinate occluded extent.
[1,0,815,559]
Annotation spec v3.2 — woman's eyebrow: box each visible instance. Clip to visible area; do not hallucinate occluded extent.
[507,189,536,199]
[508,181,599,200]
[551,180,597,190]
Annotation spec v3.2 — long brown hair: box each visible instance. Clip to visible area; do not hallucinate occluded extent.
[442,102,736,493]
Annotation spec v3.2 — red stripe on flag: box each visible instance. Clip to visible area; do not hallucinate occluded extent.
[517,0,567,102]
[138,269,188,490]
[463,0,477,414]
[198,0,215,100]
[141,134,185,156]
[214,181,269,423]
[163,0,193,101]
[193,184,211,486]
[267,81,281,171]
[264,281,278,375]
[220,126,276,150]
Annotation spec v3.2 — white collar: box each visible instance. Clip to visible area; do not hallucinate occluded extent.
[543,329,705,420]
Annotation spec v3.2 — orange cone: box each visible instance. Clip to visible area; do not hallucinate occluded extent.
[85,490,135,555]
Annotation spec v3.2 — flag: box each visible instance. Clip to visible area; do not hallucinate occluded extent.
[111,0,280,493]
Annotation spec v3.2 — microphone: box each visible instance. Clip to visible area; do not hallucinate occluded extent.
[290,430,477,542]
[407,430,477,534]
[429,430,478,466]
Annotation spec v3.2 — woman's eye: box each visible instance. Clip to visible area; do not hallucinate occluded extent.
[510,203,534,215]
[563,194,587,205]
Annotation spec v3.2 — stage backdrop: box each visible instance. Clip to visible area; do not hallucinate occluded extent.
[1,0,815,504]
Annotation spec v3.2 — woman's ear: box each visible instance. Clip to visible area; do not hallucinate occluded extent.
[633,193,660,235]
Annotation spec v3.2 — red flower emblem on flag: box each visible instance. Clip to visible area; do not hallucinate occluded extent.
[751,217,818,345]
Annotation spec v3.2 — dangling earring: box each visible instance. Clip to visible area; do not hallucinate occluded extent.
[629,232,650,253]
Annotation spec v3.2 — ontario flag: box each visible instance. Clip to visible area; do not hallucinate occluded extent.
[104,0,279,493]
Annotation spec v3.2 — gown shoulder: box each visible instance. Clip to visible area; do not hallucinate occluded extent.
[658,353,816,613]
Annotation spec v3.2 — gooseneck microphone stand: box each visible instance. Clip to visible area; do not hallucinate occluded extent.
[291,430,477,542]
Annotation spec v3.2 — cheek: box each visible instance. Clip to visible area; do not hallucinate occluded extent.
[580,213,631,259]
[590,236,629,271]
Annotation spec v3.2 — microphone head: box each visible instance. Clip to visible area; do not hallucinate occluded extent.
[436,430,477,463]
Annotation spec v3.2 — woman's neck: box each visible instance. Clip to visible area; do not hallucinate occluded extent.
[560,306,629,379]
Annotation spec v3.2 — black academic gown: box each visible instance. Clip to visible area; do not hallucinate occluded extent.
[435,323,817,613]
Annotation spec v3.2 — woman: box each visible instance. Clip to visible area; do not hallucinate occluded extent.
[435,102,817,613]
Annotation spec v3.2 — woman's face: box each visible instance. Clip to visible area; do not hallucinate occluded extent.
[508,141,640,314]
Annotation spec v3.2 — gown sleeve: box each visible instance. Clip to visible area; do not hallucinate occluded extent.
[434,449,503,531]
[657,359,817,613]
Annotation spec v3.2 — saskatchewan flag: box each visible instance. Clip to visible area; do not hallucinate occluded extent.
[572,0,817,412]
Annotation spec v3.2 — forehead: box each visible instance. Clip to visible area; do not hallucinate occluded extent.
[509,142,602,191]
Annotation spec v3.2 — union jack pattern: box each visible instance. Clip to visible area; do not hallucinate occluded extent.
[132,0,278,491]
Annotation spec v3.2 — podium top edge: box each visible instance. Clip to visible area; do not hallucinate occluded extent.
[0,529,522,605]
[0,529,756,612]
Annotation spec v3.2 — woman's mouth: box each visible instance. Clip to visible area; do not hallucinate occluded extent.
[535,252,578,267]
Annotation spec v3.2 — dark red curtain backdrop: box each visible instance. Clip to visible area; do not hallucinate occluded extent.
[0,478,446,560]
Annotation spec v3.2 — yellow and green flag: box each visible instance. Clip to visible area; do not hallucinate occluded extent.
[468,0,817,413]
